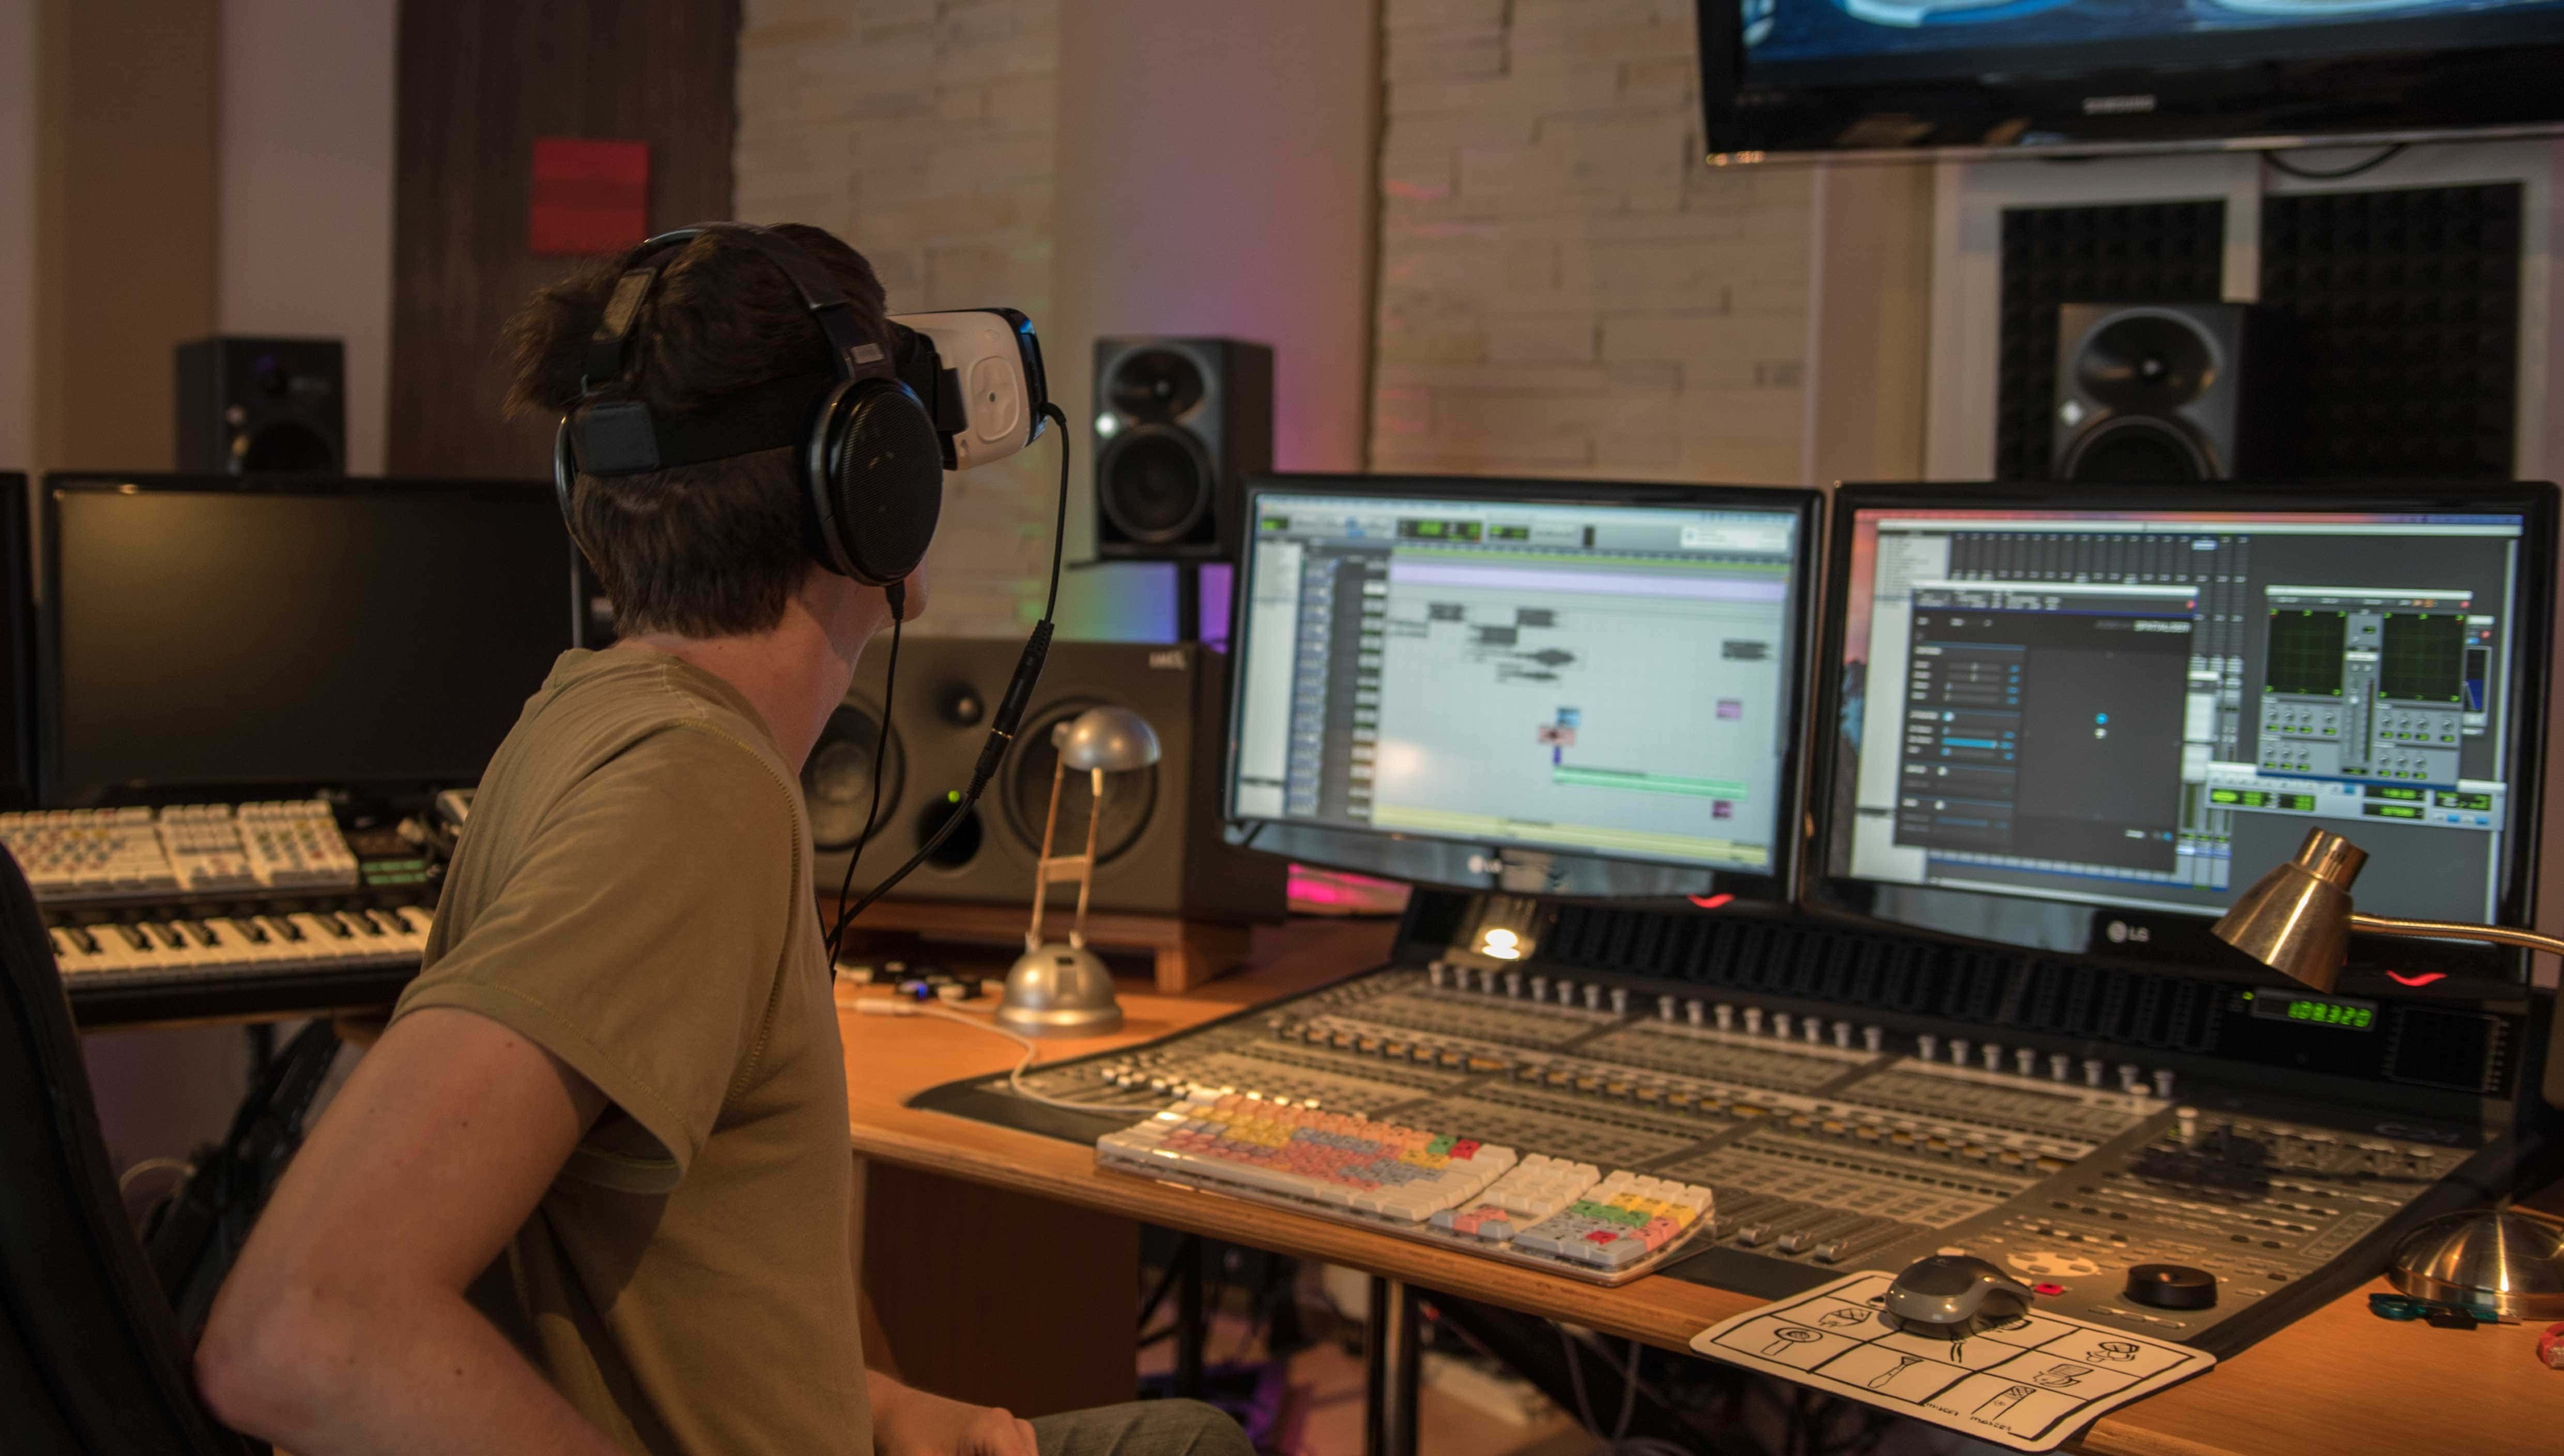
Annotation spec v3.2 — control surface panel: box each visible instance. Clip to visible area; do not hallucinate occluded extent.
[949,962,2483,1351]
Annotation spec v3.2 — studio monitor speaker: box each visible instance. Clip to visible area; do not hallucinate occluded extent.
[1092,337,1272,561]
[2052,303,2294,483]
[175,336,346,475]
[808,638,1284,923]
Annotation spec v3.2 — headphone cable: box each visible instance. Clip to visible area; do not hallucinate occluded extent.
[825,401,1072,950]
[821,594,900,975]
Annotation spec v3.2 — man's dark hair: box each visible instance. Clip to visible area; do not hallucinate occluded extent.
[505,224,891,638]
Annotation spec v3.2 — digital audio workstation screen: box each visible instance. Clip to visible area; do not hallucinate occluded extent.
[1833,507,2528,925]
[1231,490,1804,873]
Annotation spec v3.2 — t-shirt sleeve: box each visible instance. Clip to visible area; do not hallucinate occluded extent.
[391,722,800,1186]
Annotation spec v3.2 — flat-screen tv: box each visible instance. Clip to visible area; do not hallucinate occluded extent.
[1699,0,2564,157]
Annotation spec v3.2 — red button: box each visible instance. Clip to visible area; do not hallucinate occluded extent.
[2033,1282,2066,1298]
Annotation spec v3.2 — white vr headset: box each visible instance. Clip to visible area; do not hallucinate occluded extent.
[889,309,1051,471]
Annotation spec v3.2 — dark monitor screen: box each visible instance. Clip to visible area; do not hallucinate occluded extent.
[1226,475,1821,901]
[1813,483,2554,989]
[0,474,28,807]
[43,476,576,800]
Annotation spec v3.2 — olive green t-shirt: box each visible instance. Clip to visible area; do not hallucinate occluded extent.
[390,647,869,1455]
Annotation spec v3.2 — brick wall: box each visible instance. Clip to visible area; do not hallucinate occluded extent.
[735,0,1062,636]
[1371,0,1812,483]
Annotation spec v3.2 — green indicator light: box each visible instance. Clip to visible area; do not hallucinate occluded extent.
[946,789,961,803]
[1258,515,1288,532]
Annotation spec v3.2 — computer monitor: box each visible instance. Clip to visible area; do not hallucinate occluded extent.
[1225,475,1821,901]
[0,474,31,809]
[42,475,577,802]
[1813,482,2555,990]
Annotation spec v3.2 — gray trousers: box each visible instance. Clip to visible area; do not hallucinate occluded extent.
[1030,1399,1255,1456]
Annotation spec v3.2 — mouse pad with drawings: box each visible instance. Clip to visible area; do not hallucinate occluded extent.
[1690,1272,2216,1452]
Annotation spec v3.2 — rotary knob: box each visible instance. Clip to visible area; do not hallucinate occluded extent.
[2124,1263,2218,1310]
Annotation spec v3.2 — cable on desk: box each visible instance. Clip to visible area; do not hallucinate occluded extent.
[1557,1326,1690,1456]
[854,998,1146,1114]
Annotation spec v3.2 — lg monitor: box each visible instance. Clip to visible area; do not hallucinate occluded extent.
[43,474,578,802]
[1813,482,2555,992]
[1225,476,1821,902]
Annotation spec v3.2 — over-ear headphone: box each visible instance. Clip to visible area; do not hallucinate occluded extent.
[551,222,945,588]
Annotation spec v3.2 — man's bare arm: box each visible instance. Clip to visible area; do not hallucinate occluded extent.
[195,1006,626,1456]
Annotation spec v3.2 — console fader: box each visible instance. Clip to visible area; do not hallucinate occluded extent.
[934,896,2522,1355]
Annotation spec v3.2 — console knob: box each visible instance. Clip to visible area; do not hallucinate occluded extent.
[1950,1038,1972,1066]
[1832,1020,1853,1049]
[2175,1106,2200,1144]
[1582,984,1604,1011]
[1714,1003,1736,1032]
[1528,974,1549,1002]
[2015,1047,2037,1076]
[1917,1033,1939,1061]
[1657,994,1677,1021]
[2049,1053,2070,1082]
[1609,986,1630,1015]
[1685,999,1707,1028]
[2152,1068,2176,1098]
[1428,962,1449,988]
[1773,1012,1794,1039]
[1980,1043,2003,1072]
[2124,1263,2218,1310]
[2118,1063,2143,1094]
[1744,1007,1765,1035]
[1805,1019,1824,1046]
[2082,1058,2105,1088]
[1862,1026,1884,1054]
[1503,970,1522,999]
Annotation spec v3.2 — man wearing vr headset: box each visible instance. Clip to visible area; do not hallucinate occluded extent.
[196,224,1250,1456]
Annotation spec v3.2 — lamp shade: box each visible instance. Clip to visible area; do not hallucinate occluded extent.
[2209,827,2368,993]
[1056,705,1160,773]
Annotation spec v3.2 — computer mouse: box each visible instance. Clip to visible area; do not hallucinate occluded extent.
[1884,1254,2036,1326]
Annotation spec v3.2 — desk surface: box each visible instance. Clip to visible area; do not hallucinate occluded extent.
[837,919,2560,1456]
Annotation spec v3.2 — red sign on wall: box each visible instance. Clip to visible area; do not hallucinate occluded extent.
[530,138,650,255]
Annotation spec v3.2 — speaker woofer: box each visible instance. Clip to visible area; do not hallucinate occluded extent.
[2059,415,2216,483]
[1002,700,1158,865]
[1105,348,1207,424]
[2075,313,2218,412]
[1096,426,1217,545]
[802,701,905,850]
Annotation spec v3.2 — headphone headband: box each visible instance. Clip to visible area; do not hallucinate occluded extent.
[583,224,886,396]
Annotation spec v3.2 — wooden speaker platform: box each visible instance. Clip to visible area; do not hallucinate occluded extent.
[825,897,1253,994]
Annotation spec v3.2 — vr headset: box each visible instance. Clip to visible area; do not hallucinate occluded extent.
[890,308,1051,471]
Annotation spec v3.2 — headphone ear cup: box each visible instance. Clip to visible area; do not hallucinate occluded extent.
[807,378,945,586]
[552,415,582,536]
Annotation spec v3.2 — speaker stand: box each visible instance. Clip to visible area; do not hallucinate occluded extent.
[827,897,1252,994]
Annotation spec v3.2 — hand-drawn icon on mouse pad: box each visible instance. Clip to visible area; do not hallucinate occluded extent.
[1867,1354,1926,1389]
[1974,1384,2035,1419]
[1818,1306,1874,1329]
[2085,1340,2140,1363]
[1760,1327,1824,1357]
[2033,1362,2092,1389]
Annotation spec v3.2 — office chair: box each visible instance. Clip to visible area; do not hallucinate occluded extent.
[0,845,256,1454]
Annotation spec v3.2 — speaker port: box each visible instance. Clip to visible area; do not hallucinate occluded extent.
[914,794,984,870]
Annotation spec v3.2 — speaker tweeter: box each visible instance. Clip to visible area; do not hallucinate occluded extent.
[1093,337,1272,561]
[2052,303,2295,483]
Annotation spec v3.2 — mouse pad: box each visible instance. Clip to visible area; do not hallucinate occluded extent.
[1688,1271,2215,1451]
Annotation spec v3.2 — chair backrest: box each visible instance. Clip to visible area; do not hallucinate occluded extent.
[0,845,252,1454]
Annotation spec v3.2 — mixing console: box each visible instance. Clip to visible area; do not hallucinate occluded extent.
[943,957,2491,1352]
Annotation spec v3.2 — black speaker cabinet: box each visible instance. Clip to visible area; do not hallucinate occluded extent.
[2052,303,2294,483]
[174,336,345,475]
[1092,337,1272,561]
[807,638,1284,923]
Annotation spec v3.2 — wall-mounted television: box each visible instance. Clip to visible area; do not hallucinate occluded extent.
[1698,0,2564,158]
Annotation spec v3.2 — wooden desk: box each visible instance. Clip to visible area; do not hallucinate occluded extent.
[840,920,2560,1455]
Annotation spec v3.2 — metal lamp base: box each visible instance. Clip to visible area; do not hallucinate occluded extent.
[995,942,1124,1036]
[2387,1206,2564,1320]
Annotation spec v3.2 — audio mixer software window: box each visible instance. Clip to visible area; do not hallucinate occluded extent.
[1231,491,1803,872]
[1836,508,2527,924]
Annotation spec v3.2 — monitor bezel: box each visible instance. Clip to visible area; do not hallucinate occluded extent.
[1698,0,2564,160]
[38,472,574,805]
[0,473,32,810]
[1222,472,1824,905]
[1806,479,2557,996]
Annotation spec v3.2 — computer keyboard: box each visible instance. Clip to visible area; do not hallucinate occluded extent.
[1096,1088,1714,1284]
[0,801,361,900]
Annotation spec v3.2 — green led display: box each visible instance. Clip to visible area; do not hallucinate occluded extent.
[2364,802,2423,820]
[2434,790,2494,812]
[2249,990,2378,1032]
[2367,786,2425,802]
[1258,515,1289,532]
[1489,524,1531,541]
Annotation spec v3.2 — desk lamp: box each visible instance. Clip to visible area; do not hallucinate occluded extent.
[2213,826,2564,1320]
[994,706,1159,1036]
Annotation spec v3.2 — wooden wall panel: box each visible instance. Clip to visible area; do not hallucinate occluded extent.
[388,0,740,478]
[32,0,219,474]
